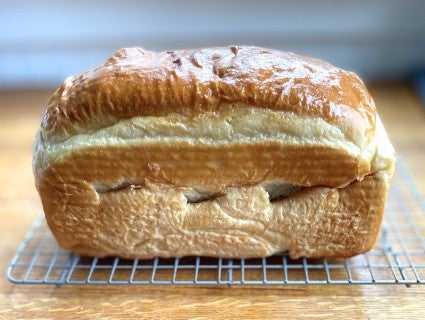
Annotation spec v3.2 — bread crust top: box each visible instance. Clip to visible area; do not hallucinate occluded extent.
[40,46,376,145]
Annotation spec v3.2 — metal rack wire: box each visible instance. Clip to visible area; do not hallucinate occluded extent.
[7,161,425,286]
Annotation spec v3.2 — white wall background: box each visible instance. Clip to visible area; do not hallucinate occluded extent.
[1,0,425,88]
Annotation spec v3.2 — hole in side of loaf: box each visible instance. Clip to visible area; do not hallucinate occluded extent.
[261,182,301,203]
[93,182,136,194]
[183,189,222,204]
[92,181,301,203]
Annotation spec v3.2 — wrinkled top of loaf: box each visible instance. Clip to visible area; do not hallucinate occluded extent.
[40,46,376,145]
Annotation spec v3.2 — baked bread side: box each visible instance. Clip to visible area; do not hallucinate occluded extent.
[33,46,395,259]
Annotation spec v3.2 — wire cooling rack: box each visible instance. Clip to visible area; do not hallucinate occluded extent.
[7,161,425,286]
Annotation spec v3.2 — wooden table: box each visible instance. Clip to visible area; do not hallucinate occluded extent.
[1,84,424,319]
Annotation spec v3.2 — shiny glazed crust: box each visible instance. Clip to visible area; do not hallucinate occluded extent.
[33,46,395,259]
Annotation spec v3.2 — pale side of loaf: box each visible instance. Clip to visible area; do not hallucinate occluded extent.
[33,46,395,259]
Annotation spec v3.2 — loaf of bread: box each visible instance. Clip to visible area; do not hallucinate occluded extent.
[33,46,395,259]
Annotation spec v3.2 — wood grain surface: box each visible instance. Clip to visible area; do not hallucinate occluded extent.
[0,84,424,319]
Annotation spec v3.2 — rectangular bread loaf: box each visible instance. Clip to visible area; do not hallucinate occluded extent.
[33,46,395,259]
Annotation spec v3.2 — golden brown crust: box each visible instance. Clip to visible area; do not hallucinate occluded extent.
[40,46,376,144]
[48,142,369,190]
